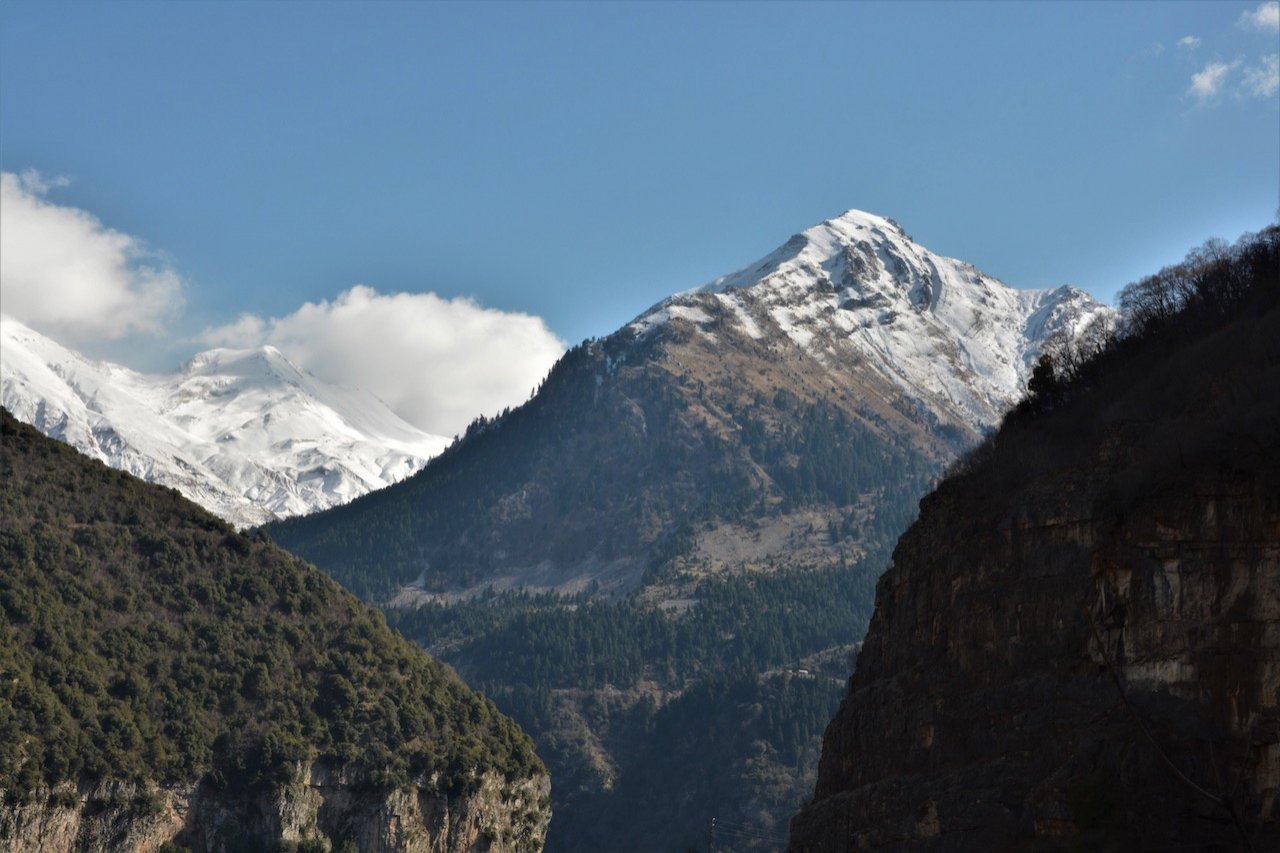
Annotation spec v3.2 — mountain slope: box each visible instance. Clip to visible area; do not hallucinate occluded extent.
[1,315,449,527]
[267,210,1114,850]
[0,407,549,851]
[271,210,1110,602]
[790,225,1280,850]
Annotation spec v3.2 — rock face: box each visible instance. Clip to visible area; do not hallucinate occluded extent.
[789,246,1280,850]
[1,768,550,852]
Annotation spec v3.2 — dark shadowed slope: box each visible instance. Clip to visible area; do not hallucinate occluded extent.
[791,225,1280,851]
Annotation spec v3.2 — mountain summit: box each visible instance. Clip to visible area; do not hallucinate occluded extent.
[635,208,1106,437]
[0,316,449,527]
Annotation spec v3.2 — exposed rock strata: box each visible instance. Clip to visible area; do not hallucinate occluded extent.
[2,766,550,852]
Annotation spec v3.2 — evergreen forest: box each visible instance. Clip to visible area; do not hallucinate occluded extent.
[0,411,542,816]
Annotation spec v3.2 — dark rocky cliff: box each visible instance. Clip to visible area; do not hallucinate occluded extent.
[790,228,1280,850]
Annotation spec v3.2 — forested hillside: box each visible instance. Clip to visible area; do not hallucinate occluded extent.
[270,326,938,603]
[263,296,940,847]
[388,557,881,849]
[0,410,548,851]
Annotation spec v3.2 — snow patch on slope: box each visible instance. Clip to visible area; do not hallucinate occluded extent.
[629,304,714,336]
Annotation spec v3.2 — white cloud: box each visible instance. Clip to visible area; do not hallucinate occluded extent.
[1188,61,1237,102]
[201,286,565,436]
[1239,2,1280,32]
[1242,53,1280,97]
[2,167,565,437]
[1177,35,1201,50]
[0,171,182,346]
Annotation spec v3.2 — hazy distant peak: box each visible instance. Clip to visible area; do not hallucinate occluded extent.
[1,319,449,527]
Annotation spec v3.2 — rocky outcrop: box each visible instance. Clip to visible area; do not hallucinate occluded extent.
[791,470,1279,850]
[1,765,551,852]
[789,254,1280,850]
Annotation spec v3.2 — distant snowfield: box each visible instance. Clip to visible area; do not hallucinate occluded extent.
[1,315,450,527]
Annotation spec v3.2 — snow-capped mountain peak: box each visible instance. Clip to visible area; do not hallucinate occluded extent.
[182,345,296,377]
[700,208,914,296]
[1,315,449,527]
[632,209,1114,436]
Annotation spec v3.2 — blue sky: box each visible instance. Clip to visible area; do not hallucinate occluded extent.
[1,1,1277,434]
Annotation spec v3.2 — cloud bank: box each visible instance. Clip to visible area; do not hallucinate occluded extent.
[0,171,183,346]
[201,286,566,437]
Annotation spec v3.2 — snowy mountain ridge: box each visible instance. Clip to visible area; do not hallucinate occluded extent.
[631,208,1112,435]
[0,315,449,527]
[2,208,1111,533]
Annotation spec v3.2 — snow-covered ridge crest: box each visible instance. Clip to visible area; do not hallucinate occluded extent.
[630,209,1115,434]
[699,208,912,295]
[0,315,449,527]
